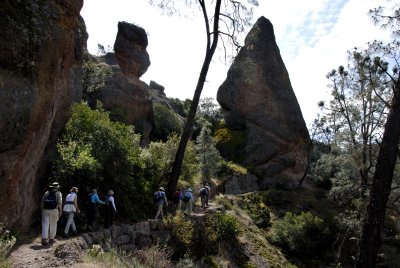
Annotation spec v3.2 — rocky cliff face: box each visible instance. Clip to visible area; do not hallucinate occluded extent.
[0,0,86,230]
[97,22,153,145]
[217,17,310,192]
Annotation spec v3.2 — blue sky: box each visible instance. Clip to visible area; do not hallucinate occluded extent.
[81,0,392,127]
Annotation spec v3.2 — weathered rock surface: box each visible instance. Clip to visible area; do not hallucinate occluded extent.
[217,17,310,190]
[94,22,158,145]
[114,21,150,77]
[0,0,86,230]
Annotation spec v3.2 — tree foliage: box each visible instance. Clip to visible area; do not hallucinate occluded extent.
[152,103,183,142]
[196,122,222,182]
[149,0,258,196]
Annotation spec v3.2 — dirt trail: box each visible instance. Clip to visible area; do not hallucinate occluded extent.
[9,236,83,268]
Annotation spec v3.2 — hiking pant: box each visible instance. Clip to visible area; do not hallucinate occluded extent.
[64,212,76,234]
[184,200,193,215]
[86,203,97,229]
[200,195,206,208]
[155,203,164,219]
[104,205,114,228]
[42,209,59,240]
[205,192,210,206]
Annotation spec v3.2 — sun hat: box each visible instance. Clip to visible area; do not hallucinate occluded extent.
[70,187,78,192]
[50,182,60,188]
[187,188,192,192]
[159,187,165,191]
[108,190,114,195]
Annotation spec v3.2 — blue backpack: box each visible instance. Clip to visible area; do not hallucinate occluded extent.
[153,191,163,202]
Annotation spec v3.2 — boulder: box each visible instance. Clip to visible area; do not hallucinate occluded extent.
[217,17,310,189]
[114,21,150,77]
[0,0,86,230]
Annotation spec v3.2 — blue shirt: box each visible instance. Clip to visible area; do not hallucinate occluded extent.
[90,193,104,204]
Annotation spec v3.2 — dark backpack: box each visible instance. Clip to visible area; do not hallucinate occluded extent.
[153,191,163,202]
[199,187,207,196]
[172,191,180,203]
[43,191,58,209]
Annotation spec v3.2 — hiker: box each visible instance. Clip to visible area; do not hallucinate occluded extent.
[154,187,168,220]
[205,183,211,207]
[63,187,80,238]
[171,188,183,211]
[182,187,194,215]
[41,182,63,245]
[104,190,117,229]
[199,184,208,208]
[86,188,105,231]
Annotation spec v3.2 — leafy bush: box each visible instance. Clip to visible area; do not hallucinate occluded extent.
[0,223,15,266]
[82,58,112,105]
[51,103,150,220]
[214,122,246,162]
[207,212,240,243]
[164,211,194,258]
[237,194,271,228]
[141,134,198,189]
[269,212,329,257]
[152,103,182,142]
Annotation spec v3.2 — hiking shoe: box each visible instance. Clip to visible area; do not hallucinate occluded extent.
[62,233,69,238]
[41,238,48,245]
[49,239,55,244]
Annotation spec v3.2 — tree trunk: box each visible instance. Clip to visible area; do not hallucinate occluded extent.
[167,0,221,197]
[356,75,400,268]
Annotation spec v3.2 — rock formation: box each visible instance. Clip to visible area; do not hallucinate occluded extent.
[0,0,86,230]
[96,22,154,145]
[217,17,310,192]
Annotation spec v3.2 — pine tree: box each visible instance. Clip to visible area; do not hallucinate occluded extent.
[196,122,222,182]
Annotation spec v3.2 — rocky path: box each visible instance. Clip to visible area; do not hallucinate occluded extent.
[9,236,84,268]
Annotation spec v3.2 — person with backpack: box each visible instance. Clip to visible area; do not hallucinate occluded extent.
[104,190,117,229]
[62,187,80,238]
[41,182,62,245]
[171,188,183,211]
[182,187,194,215]
[86,188,105,231]
[154,187,168,220]
[199,184,208,208]
[205,183,211,207]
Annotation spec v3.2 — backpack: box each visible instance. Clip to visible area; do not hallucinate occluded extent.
[182,192,191,202]
[153,191,163,202]
[105,195,111,206]
[43,191,58,209]
[172,191,180,203]
[199,187,207,196]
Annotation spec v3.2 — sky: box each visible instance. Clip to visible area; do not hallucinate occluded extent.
[81,0,393,127]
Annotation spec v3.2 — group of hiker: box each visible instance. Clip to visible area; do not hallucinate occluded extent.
[40,182,117,245]
[40,181,212,245]
[154,182,211,219]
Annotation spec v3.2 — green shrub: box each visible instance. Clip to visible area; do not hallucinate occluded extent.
[214,122,247,163]
[164,211,194,259]
[238,194,271,228]
[269,212,328,257]
[208,212,240,243]
[152,103,183,142]
[51,103,150,220]
[0,223,16,266]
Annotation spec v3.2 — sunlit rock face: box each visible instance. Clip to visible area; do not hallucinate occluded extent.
[0,0,86,230]
[217,16,310,191]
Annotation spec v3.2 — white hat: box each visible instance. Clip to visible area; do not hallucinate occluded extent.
[187,188,192,192]
[50,182,60,188]
[108,190,114,195]
[159,187,165,191]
